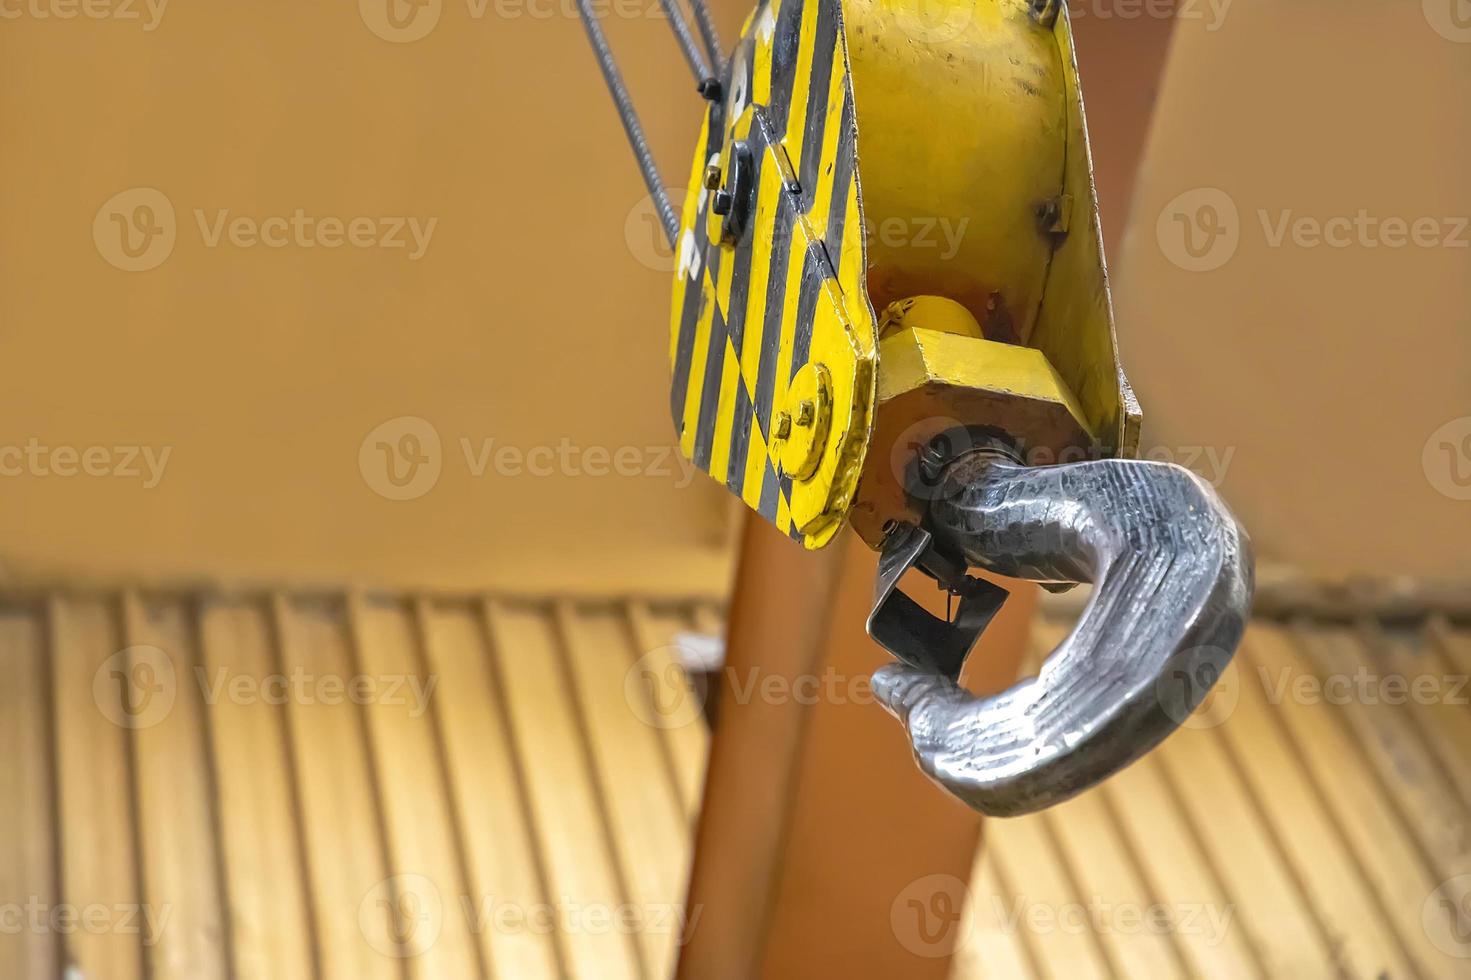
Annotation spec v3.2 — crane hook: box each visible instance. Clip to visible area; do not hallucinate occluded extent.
[867,451,1254,817]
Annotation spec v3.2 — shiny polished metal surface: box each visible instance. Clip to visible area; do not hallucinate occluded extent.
[870,453,1254,816]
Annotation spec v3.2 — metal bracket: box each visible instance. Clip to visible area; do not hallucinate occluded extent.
[866,523,1008,681]
[711,139,755,245]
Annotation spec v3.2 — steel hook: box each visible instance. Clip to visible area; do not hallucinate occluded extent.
[867,452,1254,817]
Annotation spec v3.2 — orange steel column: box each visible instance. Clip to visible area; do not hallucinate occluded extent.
[676,516,1037,980]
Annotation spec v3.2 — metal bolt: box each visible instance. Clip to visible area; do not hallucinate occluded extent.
[774,412,792,440]
[703,165,722,191]
[712,190,733,216]
[796,399,815,426]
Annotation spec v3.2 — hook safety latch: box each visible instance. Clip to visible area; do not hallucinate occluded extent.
[866,522,1008,682]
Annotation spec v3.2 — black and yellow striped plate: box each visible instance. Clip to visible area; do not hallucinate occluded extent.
[669,0,877,550]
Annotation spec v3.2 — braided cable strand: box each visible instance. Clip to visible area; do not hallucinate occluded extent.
[658,0,713,85]
[574,0,679,246]
[686,0,724,75]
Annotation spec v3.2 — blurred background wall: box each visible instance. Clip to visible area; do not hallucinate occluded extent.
[1116,0,1471,582]
[0,0,1465,594]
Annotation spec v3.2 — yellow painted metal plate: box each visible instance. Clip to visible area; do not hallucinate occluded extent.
[1031,5,1143,455]
[669,0,877,550]
[668,0,1140,550]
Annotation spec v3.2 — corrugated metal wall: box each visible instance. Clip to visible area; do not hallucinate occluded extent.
[4,594,1469,978]
[954,616,1471,979]
[0,593,717,980]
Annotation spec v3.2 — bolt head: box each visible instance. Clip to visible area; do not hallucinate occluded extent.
[774,412,793,440]
[703,165,722,191]
[775,362,832,482]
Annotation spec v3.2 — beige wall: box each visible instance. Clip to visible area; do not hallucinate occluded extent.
[0,2,745,595]
[1116,0,1470,580]
[0,0,1463,591]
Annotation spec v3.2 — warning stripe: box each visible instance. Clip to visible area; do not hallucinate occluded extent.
[670,0,859,543]
[669,100,726,442]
